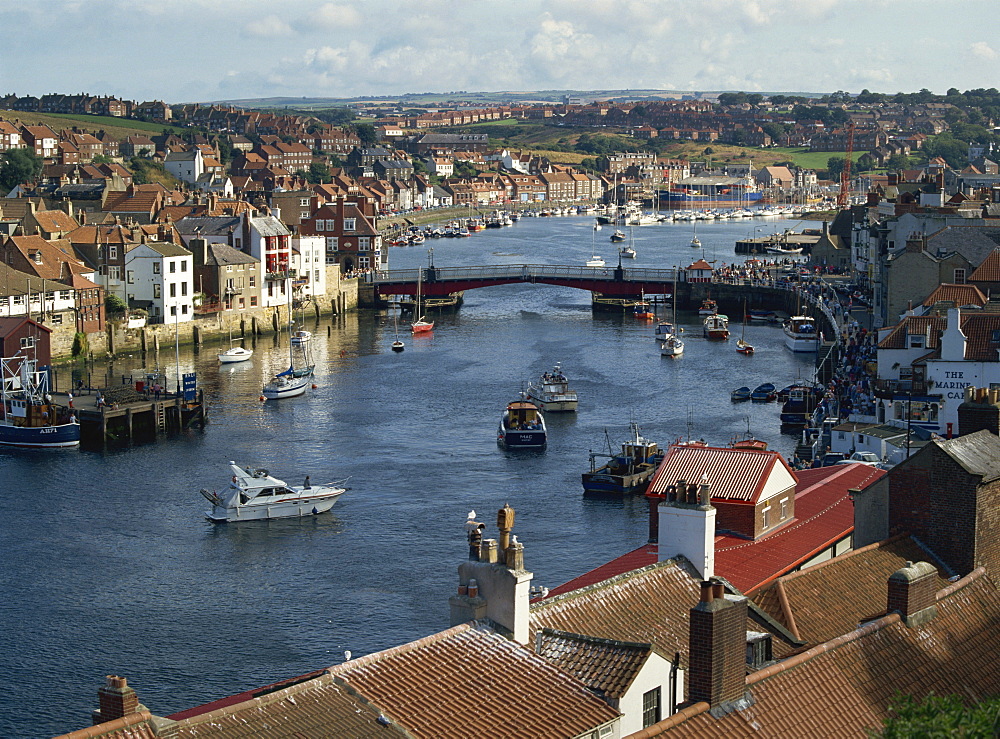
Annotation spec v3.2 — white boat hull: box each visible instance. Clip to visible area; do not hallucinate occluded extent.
[206,490,344,523]
[218,349,253,364]
[526,395,578,412]
[262,376,309,399]
[784,333,818,352]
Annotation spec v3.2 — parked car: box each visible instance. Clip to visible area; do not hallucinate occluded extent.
[821,452,849,467]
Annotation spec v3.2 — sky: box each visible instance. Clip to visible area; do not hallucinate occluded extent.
[1,0,997,104]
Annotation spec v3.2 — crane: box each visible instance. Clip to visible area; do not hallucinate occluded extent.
[837,121,856,208]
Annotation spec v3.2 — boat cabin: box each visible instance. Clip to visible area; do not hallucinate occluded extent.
[505,401,543,430]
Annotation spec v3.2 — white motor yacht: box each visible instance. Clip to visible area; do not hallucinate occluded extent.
[201,462,347,523]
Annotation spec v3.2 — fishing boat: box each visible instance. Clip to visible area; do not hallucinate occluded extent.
[731,386,752,402]
[698,298,718,316]
[497,398,546,449]
[201,462,347,523]
[525,363,578,412]
[411,269,434,334]
[703,313,730,340]
[783,315,819,352]
[779,385,823,425]
[582,422,664,495]
[751,382,777,402]
[633,299,655,320]
[0,353,80,447]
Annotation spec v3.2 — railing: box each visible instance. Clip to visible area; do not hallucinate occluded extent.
[369,264,678,284]
[873,379,929,398]
[193,302,223,314]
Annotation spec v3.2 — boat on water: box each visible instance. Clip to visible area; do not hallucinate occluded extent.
[698,299,718,316]
[218,344,253,364]
[655,321,676,341]
[735,300,754,354]
[610,230,626,243]
[751,382,777,402]
[784,315,819,352]
[731,386,752,402]
[201,462,347,523]
[582,422,664,495]
[586,255,606,268]
[660,335,684,357]
[0,353,80,447]
[703,313,730,340]
[497,398,547,449]
[779,385,823,425]
[391,312,405,352]
[411,270,434,334]
[633,300,654,320]
[290,330,311,345]
[747,309,781,324]
[690,235,701,248]
[620,245,636,258]
[525,363,578,412]
[263,290,313,400]
[765,244,804,255]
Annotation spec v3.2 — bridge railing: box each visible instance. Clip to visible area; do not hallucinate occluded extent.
[369,264,678,285]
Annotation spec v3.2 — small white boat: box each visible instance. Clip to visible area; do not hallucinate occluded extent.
[290,330,312,345]
[262,370,309,400]
[201,462,347,523]
[586,255,606,268]
[620,245,636,259]
[783,315,819,352]
[218,344,253,364]
[655,321,676,341]
[660,335,684,357]
[525,363,578,412]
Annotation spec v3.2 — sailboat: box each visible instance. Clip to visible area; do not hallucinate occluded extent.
[392,310,405,352]
[588,223,606,266]
[218,325,253,364]
[690,219,701,248]
[262,281,311,400]
[659,272,684,357]
[410,268,434,333]
[620,227,636,258]
[736,300,755,355]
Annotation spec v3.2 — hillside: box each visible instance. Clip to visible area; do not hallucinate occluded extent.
[0,110,186,140]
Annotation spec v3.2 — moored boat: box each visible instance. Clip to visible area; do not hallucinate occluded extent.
[783,316,819,352]
[497,399,547,449]
[0,354,80,447]
[290,330,311,345]
[201,462,347,523]
[610,230,626,243]
[698,299,718,316]
[218,344,253,364]
[582,422,664,495]
[751,382,777,402]
[779,385,823,424]
[525,363,578,412]
[731,386,752,402]
[659,335,684,357]
[620,245,636,258]
[703,313,730,340]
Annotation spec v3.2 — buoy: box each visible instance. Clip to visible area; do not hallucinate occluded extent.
[259,395,266,402]
[311,384,318,389]
[340,349,345,357]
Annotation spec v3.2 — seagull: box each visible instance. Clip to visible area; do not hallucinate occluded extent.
[467,510,476,520]
[344,650,352,662]
[511,534,518,545]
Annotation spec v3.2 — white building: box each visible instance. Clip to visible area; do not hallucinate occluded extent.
[163,149,204,185]
[125,242,194,323]
[292,235,326,300]
[245,214,293,309]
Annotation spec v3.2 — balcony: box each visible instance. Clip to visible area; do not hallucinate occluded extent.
[873,378,930,399]
[265,269,295,281]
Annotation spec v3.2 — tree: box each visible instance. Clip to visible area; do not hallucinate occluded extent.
[91,154,112,165]
[0,148,42,192]
[105,294,127,316]
[856,153,875,172]
[826,156,846,180]
[353,123,378,146]
[874,693,1000,738]
[631,104,648,118]
[885,152,910,171]
[305,161,331,184]
[453,160,478,178]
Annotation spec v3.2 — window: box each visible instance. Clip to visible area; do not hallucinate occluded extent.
[108,246,117,260]
[909,335,924,349]
[20,336,35,349]
[181,260,187,272]
[299,198,309,207]
[314,269,320,281]
[249,275,256,288]
[642,687,661,728]
[32,251,42,264]
[326,236,338,251]
[780,498,788,520]
[181,283,187,296]
[359,237,370,252]
[301,211,309,221]
[954,268,966,284]
[344,218,356,232]
[762,506,771,529]
[50,313,62,325]
[181,304,188,314]
[153,262,160,274]
[153,284,161,298]
[169,261,176,273]
[316,220,325,231]
[250,296,258,307]
[108,266,120,281]
[127,270,134,284]
[170,305,176,316]
[169,283,176,298]
[226,265,233,272]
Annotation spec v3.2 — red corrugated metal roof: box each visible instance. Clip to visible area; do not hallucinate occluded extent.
[542,464,885,600]
[648,444,785,503]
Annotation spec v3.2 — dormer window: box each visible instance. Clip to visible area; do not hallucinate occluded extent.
[909,335,925,349]
[32,251,42,264]
[954,268,966,284]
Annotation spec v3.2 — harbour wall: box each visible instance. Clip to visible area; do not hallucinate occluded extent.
[51,269,359,363]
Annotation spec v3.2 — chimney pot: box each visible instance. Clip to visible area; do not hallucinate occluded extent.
[467,579,478,598]
[711,579,725,600]
[699,580,713,602]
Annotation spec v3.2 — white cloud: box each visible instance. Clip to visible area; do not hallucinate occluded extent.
[971,41,998,61]
[243,15,293,38]
[309,2,362,30]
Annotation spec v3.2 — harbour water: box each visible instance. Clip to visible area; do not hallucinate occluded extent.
[0,212,815,737]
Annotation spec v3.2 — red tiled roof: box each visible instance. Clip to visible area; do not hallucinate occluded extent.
[332,624,619,739]
[969,249,1000,281]
[687,259,712,270]
[632,569,1000,738]
[921,282,987,307]
[546,465,883,599]
[649,444,789,503]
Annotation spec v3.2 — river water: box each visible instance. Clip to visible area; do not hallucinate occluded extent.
[0,212,814,737]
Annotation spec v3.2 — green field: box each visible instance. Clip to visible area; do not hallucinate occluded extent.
[0,110,189,139]
[767,147,863,169]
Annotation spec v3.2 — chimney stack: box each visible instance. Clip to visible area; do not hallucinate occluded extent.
[687,578,748,712]
[450,505,533,644]
[957,386,1000,437]
[657,477,716,580]
[887,561,938,627]
[92,675,140,725]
